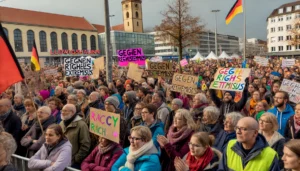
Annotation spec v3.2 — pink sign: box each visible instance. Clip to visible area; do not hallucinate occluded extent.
[117,48,146,67]
[180,58,188,67]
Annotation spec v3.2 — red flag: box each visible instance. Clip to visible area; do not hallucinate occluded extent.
[0,23,24,94]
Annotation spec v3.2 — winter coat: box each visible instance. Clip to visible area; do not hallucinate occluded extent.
[218,134,280,171]
[55,93,67,105]
[1,110,21,142]
[268,104,295,135]
[81,144,123,171]
[199,123,223,138]
[213,130,236,152]
[21,116,56,157]
[111,146,161,171]
[60,115,91,165]
[130,116,143,129]
[28,140,72,171]
[13,103,26,117]
[190,103,209,121]
[141,120,165,149]
[210,88,248,122]
[266,132,285,170]
[0,164,17,171]
[156,102,170,124]
[164,110,176,134]
[284,115,300,140]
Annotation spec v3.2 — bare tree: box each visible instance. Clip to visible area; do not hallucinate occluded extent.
[154,0,204,72]
[288,14,300,46]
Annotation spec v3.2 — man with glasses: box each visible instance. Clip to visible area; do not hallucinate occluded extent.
[268,91,294,135]
[219,117,280,171]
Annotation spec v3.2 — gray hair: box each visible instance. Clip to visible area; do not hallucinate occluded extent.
[38,106,51,115]
[90,91,101,100]
[68,94,77,101]
[172,98,183,108]
[14,94,24,100]
[0,132,17,163]
[77,89,86,96]
[64,104,76,114]
[225,112,244,127]
[203,106,220,122]
[195,93,208,104]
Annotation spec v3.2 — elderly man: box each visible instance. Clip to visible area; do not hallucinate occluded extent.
[54,86,67,105]
[21,106,55,157]
[0,99,21,142]
[60,104,91,169]
[13,94,26,117]
[84,92,105,121]
[151,91,170,124]
[164,98,183,133]
[219,117,280,171]
[190,93,209,122]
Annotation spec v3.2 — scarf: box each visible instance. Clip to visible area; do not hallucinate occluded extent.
[51,109,59,118]
[249,99,257,116]
[192,103,208,109]
[98,142,117,154]
[0,109,11,121]
[63,113,78,127]
[167,125,193,145]
[124,140,154,171]
[186,147,213,171]
[294,115,300,133]
[45,138,68,155]
[35,115,55,138]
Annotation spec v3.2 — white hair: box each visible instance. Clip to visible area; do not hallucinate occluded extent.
[64,104,76,114]
[195,93,208,104]
[225,112,244,127]
[38,106,51,115]
[90,91,101,100]
[203,106,220,122]
[14,94,24,100]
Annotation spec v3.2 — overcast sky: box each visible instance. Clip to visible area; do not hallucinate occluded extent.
[0,0,296,40]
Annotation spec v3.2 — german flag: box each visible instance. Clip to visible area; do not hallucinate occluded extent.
[0,23,24,93]
[225,0,243,25]
[31,40,40,71]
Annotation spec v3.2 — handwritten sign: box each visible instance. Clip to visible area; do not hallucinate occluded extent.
[64,57,92,76]
[117,48,146,67]
[254,56,269,66]
[210,68,250,92]
[146,61,174,78]
[170,73,198,95]
[280,79,300,104]
[44,69,58,76]
[89,108,120,143]
[127,63,143,82]
[282,59,295,67]
[180,59,188,67]
[94,57,105,70]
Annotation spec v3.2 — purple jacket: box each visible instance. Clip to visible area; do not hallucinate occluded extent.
[28,140,72,171]
[81,144,123,171]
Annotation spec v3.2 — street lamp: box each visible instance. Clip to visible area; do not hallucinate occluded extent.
[109,15,115,30]
[211,10,220,56]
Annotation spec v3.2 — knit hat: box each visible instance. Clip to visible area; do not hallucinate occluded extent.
[172,98,183,108]
[66,86,74,94]
[77,89,86,96]
[105,96,120,109]
[73,81,84,89]
[224,91,236,99]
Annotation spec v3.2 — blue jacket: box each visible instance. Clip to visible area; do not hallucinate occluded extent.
[218,134,280,171]
[111,146,161,171]
[213,130,236,152]
[268,104,294,135]
[141,120,165,149]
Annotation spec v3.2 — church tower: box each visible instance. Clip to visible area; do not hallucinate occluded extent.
[122,0,143,33]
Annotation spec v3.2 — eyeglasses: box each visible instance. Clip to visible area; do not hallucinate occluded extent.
[128,136,142,141]
[188,142,203,148]
[274,97,284,100]
[234,126,256,132]
[135,108,142,110]
[259,119,271,124]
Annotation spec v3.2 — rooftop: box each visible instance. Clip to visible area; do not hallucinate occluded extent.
[268,1,300,19]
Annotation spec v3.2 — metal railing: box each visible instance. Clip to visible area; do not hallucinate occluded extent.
[11,154,81,171]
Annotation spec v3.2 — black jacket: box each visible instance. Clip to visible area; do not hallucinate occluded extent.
[284,115,300,140]
[2,110,22,142]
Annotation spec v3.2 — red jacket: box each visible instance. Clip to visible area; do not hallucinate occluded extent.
[81,144,123,171]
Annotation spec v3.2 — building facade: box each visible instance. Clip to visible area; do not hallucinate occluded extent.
[239,38,268,56]
[267,1,300,57]
[122,0,144,33]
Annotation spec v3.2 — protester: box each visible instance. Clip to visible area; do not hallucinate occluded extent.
[158,109,196,171]
[112,126,161,171]
[0,131,18,171]
[254,100,269,121]
[54,86,67,105]
[77,89,89,114]
[165,98,183,133]
[13,94,26,117]
[21,99,38,134]
[282,139,300,171]
[190,93,209,122]
[81,136,123,171]
[99,86,110,100]
[130,102,144,129]
[268,91,295,135]
[122,91,137,122]
[199,106,222,137]
[47,97,62,124]
[67,94,82,116]
[284,103,300,140]
[59,104,91,169]
[152,91,170,124]
[265,81,281,106]
[28,124,72,171]
[137,87,148,103]
[244,90,266,117]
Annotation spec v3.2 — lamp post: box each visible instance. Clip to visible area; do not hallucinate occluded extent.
[109,14,115,30]
[211,10,220,56]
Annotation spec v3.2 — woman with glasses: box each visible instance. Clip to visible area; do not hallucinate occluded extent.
[284,103,300,140]
[174,132,222,171]
[259,112,285,170]
[282,139,300,171]
[81,136,123,171]
[130,102,144,128]
[158,109,197,171]
[112,126,161,171]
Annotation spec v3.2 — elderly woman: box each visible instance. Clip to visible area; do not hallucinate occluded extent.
[259,112,285,169]
[0,131,17,171]
[112,126,161,171]
[190,93,209,122]
[213,112,244,151]
[47,97,62,124]
[158,109,197,171]
[81,136,123,171]
[77,89,89,114]
[282,139,300,171]
[174,132,222,171]
[285,103,300,140]
[28,124,72,171]
[21,106,56,157]
[199,106,222,137]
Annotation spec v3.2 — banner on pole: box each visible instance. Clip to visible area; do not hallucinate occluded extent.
[279,79,300,104]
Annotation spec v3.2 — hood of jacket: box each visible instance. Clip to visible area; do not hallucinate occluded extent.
[268,103,294,116]
[157,102,168,111]
[142,119,164,131]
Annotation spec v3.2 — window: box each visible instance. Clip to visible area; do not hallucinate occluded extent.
[135,4,138,8]
[278,36,283,41]
[39,31,47,52]
[296,24,300,29]
[286,15,292,20]
[278,8,283,14]
[296,13,300,19]
[72,33,78,50]
[3,27,8,39]
[50,32,58,50]
[137,21,139,26]
[27,30,34,52]
[287,45,292,50]
[278,16,283,21]
[271,37,276,43]
[126,12,129,18]
[286,7,292,12]
[286,35,292,40]
[14,29,23,52]
[287,25,292,30]
[271,47,276,51]
[136,11,139,18]
[296,45,300,50]
[271,18,276,23]
[90,35,96,50]
[125,4,128,8]
[278,26,283,31]
[81,34,87,50]
[296,5,300,10]
[61,32,68,50]
[278,46,283,51]
[271,27,275,32]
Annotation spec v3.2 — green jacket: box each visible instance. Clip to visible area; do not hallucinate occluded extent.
[60,115,91,164]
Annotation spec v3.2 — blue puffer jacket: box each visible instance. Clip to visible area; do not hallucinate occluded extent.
[111,145,161,171]
[268,104,294,135]
[141,120,164,149]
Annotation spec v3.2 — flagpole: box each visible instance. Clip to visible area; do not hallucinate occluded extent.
[243,0,246,61]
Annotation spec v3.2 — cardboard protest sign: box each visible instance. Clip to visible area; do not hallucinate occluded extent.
[64,57,93,76]
[94,57,105,70]
[127,63,143,82]
[44,69,57,76]
[117,48,146,67]
[146,61,174,78]
[180,59,188,67]
[254,56,269,66]
[89,108,120,143]
[210,68,251,92]
[282,59,295,67]
[170,73,198,95]
[280,79,300,104]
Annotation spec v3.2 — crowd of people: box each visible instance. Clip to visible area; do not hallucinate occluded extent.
[0,57,300,171]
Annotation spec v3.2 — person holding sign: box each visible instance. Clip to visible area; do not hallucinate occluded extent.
[112,126,161,171]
